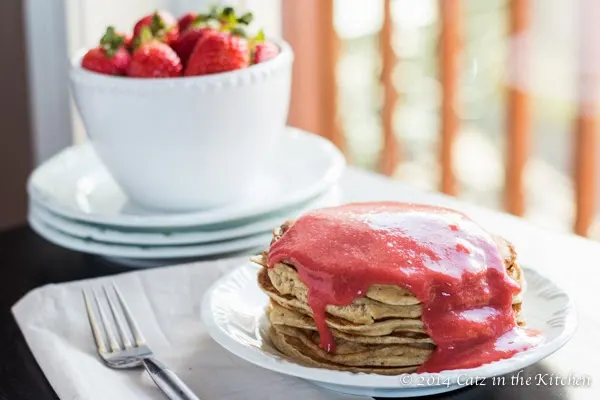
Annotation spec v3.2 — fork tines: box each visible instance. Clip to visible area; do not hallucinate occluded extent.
[83,283,146,355]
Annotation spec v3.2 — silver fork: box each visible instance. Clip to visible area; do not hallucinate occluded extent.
[83,283,200,400]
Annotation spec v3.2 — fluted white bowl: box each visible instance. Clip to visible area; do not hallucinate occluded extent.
[70,40,293,211]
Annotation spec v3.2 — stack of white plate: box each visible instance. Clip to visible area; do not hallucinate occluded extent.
[27,128,345,267]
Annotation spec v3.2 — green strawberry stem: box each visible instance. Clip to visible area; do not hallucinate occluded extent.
[221,7,236,21]
[99,26,124,58]
[138,26,154,44]
[208,5,222,20]
[237,12,253,25]
[180,5,258,40]
[254,29,265,42]
[229,25,248,37]
[193,6,253,32]
[191,16,221,30]
[249,29,265,48]
[194,13,212,24]
[150,12,167,36]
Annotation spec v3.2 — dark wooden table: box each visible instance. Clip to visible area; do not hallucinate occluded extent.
[0,225,598,400]
[0,226,132,400]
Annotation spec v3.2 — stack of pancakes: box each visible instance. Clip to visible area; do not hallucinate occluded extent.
[254,221,525,375]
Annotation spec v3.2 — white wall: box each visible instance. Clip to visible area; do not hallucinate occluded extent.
[23,0,73,164]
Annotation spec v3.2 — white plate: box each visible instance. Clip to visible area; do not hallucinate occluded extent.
[201,263,577,398]
[27,128,345,228]
[28,215,271,259]
[29,187,341,246]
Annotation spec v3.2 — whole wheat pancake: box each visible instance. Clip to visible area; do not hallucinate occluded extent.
[271,323,432,367]
[256,219,527,374]
[268,301,433,343]
[262,264,423,324]
[269,326,422,374]
[268,297,426,336]
[257,221,525,304]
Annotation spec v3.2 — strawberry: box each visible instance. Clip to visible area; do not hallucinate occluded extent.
[184,31,249,76]
[124,33,134,51]
[248,30,278,64]
[177,12,197,32]
[127,28,182,78]
[172,26,217,66]
[172,6,254,66]
[82,47,131,75]
[253,41,279,64]
[173,10,227,66]
[133,10,179,45]
[81,26,131,75]
[217,6,253,27]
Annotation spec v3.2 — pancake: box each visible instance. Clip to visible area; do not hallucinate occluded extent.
[269,326,421,375]
[270,323,432,367]
[263,263,423,323]
[268,301,434,343]
[256,217,528,374]
[261,220,525,302]
[254,255,524,325]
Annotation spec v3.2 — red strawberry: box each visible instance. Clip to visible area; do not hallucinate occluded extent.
[248,31,278,65]
[178,12,197,32]
[252,42,279,64]
[253,41,279,64]
[124,33,134,51]
[127,28,182,78]
[185,31,249,76]
[133,10,179,45]
[82,47,131,75]
[172,27,217,66]
[81,26,131,75]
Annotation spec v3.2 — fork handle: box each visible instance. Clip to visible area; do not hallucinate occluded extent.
[142,358,200,400]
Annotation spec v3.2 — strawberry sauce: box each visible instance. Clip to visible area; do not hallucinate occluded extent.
[267,202,542,372]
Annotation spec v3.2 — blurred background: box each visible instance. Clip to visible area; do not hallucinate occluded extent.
[2,0,599,239]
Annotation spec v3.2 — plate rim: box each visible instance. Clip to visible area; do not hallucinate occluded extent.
[27,127,346,228]
[28,215,271,259]
[28,187,341,246]
[201,262,578,389]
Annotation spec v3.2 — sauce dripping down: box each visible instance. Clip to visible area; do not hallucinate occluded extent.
[267,202,542,372]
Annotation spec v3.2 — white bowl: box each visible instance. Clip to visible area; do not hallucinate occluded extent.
[70,41,293,211]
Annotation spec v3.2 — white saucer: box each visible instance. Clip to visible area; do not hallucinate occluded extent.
[28,215,271,260]
[27,128,345,228]
[201,263,577,398]
[29,187,341,246]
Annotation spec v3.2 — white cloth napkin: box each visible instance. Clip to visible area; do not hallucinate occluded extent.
[12,257,368,400]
